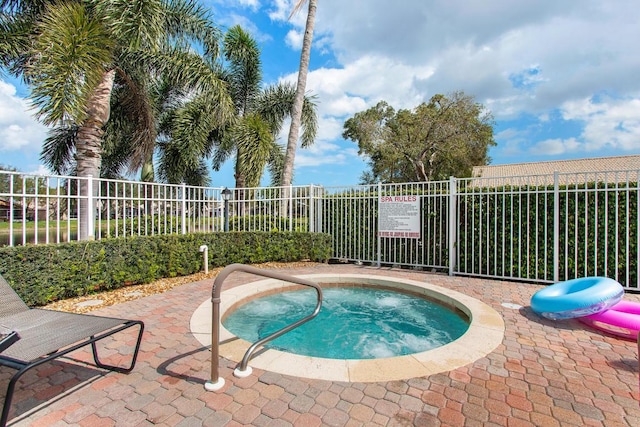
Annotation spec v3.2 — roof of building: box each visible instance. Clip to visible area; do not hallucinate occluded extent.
[473,155,640,178]
[471,155,640,186]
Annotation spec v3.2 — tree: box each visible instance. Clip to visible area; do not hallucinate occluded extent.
[0,165,50,218]
[280,0,317,187]
[191,25,318,189]
[343,92,496,183]
[0,164,19,195]
[1,0,233,238]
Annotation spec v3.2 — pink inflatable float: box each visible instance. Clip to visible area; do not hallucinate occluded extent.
[579,300,640,340]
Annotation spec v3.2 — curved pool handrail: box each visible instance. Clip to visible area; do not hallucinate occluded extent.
[206,263,323,391]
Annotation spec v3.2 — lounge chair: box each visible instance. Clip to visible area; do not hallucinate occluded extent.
[0,273,144,426]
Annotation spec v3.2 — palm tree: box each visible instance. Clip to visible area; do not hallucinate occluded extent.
[41,70,219,186]
[1,0,233,238]
[165,25,318,191]
[280,0,317,187]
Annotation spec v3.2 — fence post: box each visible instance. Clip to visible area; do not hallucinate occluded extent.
[289,185,293,232]
[8,175,14,247]
[553,171,559,282]
[33,177,39,245]
[181,183,187,235]
[21,175,26,246]
[308,185,314,232]
[448,176,457,276]
[316,186,323,234]
[87,175,95,240]
[377,182,382,267]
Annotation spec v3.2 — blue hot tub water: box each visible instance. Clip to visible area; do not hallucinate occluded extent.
[223,286,469,359]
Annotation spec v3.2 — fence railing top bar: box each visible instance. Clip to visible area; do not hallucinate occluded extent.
[231,184,319,191]
[0,170,82,180]
[98,178,179,189]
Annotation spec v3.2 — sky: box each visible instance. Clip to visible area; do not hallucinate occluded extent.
[1,0,639,188]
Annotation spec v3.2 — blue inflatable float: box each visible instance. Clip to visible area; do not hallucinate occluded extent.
[531,277,624,320]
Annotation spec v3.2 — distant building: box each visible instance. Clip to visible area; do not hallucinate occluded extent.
[471,155,640,186]
[0,199,33,221]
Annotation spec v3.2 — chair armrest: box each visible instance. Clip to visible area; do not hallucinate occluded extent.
[0,328,20,353]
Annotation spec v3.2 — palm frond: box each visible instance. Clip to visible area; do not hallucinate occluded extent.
[169,97,218,167]
[112,67,157,173]
[0,12,34,77]
[267,142,285,186]
[255,83,296,136]
[288,0,308,20]
[156,142,185,184]
[182,159,210,186]
[26,2,113,125]
[163,0,221,60]
[101,76,155,176]
[100,130,135,179]
[211,132,236,171]
[156,139,209,185]
[90,0,165,51]
[233,114,273,187]
[300,93,318,147]
[141,46,234,123]
[256,82,318,146]
[1,1,49,16]
[40,125,78,175]
[223,25,262,116]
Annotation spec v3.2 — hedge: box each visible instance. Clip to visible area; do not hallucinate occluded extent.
[0,232,332,306]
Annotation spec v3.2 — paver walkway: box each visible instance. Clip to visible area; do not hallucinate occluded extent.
[2,264,639,426]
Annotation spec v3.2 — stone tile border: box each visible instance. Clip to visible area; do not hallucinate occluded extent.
[190,274,504,382]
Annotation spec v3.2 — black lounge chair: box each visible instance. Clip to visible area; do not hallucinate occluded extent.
[0,274,144,426]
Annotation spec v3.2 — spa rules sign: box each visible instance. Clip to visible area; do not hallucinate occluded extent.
[378,195,421,238]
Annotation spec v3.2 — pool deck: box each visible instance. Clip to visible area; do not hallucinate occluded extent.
[2,264,640,426]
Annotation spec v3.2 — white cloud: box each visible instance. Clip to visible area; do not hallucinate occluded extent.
[277,55,439,172]
[285,29,303,50]
[210,0,261,12]
[270,0,640,170]
[0,80,48,152]
[529,138,581,156]
[238,0,260,11]
[225,13,273,43]
[527,96,640,155]
[267,0,292,22]
[304,0,640,120]
[565,97,640,151]
[295,140,356,167]
[27,164,52,176]
[288,55,435,114]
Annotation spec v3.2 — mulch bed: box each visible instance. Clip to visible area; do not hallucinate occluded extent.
[44,261,324,314]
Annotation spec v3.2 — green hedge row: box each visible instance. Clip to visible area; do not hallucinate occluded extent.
[456,183,638,284]
[0,232,332,307]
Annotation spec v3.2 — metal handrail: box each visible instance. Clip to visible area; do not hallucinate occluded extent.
[206,263,323,391]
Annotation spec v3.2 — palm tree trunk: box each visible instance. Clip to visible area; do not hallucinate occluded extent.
[76,69,115,240]
[235,150,246,217]
[280,0,316,187]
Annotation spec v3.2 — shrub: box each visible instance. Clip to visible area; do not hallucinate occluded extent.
[0,232,331,306]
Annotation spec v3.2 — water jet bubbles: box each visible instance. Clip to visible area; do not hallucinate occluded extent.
[223,286,469,359]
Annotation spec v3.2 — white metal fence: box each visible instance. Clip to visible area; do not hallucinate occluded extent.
[1,168,638,289]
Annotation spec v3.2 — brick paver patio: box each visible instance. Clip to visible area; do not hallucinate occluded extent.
[2,264,639,426]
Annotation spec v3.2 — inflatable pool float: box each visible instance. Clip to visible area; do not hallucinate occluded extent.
[579,300,640,340]
[530,277,623,320]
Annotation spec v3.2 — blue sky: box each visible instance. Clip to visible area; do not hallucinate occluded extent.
[1,0,639,188]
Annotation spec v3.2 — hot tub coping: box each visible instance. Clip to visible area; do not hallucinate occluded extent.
[190,274,505,382]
